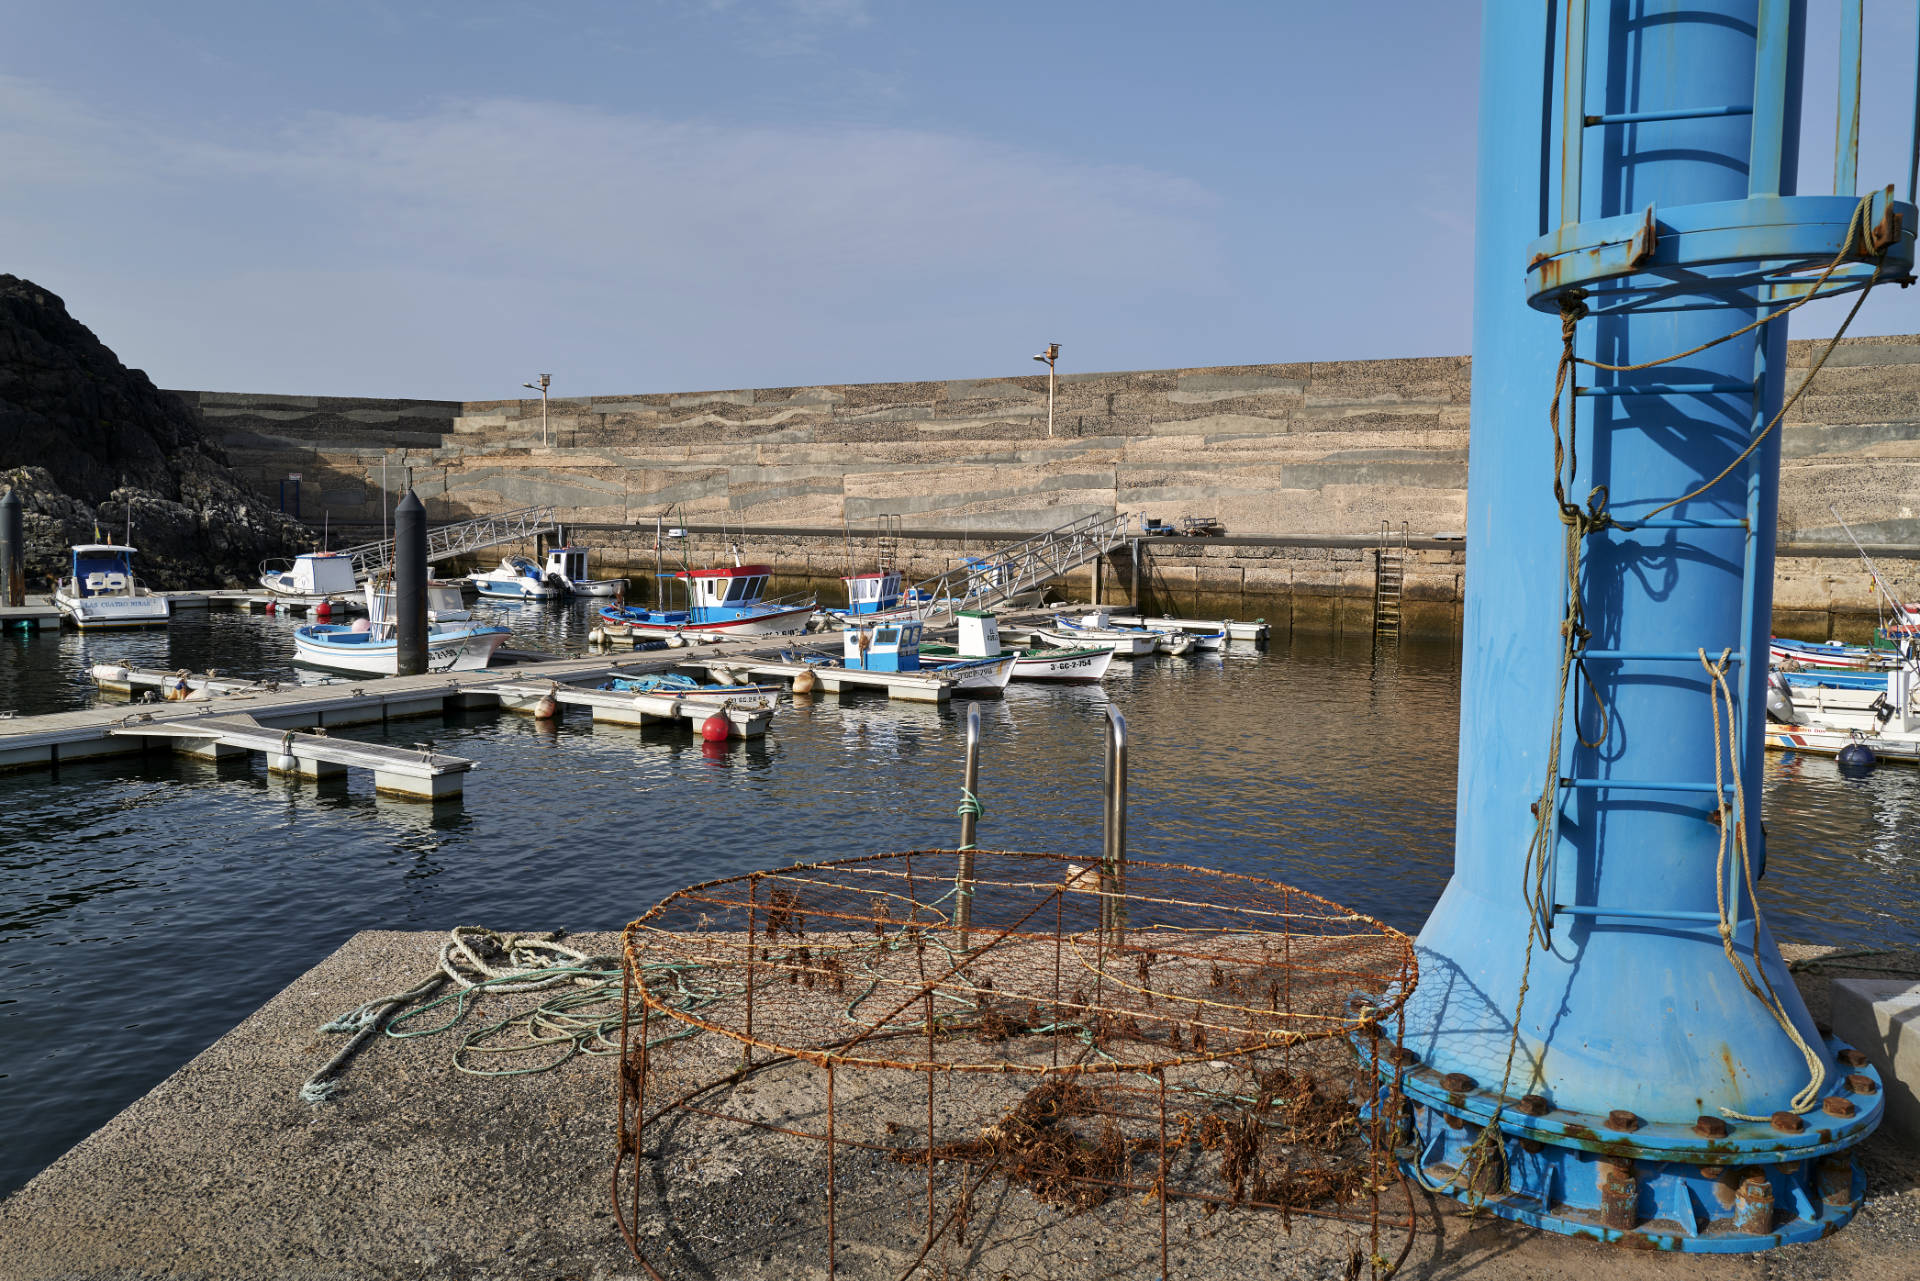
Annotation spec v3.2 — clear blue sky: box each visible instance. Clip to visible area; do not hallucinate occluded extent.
[0,2,1912,398]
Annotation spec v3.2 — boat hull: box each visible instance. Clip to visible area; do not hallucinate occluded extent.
[54,592,171,630]
[1011,647,1113,681]
[1769,638,1891,671]
[292,625,510,675]
[929,654,1018,692]
[1768,724,1920,763]
[473,578,562,600]
[1033,625,1157,657]
[601,602,816,638]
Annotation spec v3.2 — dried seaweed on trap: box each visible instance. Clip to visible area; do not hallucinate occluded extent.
[612,849,1420,1279]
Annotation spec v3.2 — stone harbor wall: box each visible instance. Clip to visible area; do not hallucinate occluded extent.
[172,333,1920,634]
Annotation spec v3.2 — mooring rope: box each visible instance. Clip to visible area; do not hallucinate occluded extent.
[299,927,719,1102]
[1700,648,1826,1119]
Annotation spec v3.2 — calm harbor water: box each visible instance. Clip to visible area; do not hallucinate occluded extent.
[1,601,1916,1197]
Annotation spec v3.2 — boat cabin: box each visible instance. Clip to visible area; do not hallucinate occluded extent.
[676,564,772,615]
[842,568,903,615]
[545,546,593,582]
[956,611,1003,658]
[68,545,142,597]
[270,552,358,598]
[844,620,923,672]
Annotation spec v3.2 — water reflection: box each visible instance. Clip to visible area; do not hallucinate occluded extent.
[0,624,1915,1201]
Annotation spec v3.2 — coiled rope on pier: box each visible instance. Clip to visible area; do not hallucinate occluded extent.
[299,927,693,1102]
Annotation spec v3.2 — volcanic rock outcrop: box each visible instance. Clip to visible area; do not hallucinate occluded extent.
[0,275,310,589]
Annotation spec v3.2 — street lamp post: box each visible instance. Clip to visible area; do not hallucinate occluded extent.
[1031,343,1060,437]
[521,373,552,446]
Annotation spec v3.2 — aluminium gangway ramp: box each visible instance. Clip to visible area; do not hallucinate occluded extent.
[332,505,559,580]
[900,511,1131,621]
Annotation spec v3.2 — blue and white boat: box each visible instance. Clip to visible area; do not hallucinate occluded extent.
[54,544,170,630]
[469,555,564,600]
[840,618,1016,692]
[602,672,783,703]
[598,564,816,639]
[293,581,510,675]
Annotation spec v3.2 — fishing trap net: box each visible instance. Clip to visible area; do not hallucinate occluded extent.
[613,848,1420,1279]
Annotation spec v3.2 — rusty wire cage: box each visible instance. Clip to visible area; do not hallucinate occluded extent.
[613,848,1419,1278]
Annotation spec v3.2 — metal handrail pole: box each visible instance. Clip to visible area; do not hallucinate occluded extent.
[955,702,982,943]
[1102,706,1128,942]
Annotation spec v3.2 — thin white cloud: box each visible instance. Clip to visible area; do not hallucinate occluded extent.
[0,77,1228,394]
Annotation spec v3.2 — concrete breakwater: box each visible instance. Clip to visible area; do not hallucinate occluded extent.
[172,333,1920,634]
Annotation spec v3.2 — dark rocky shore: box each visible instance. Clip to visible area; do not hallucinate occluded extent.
[0,275,310,590]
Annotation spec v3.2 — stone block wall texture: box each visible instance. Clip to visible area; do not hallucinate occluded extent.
[172,332,1920,633]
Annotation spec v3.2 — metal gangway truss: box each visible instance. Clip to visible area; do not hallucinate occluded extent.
[334,504,557,580]
[902,510,1130,620]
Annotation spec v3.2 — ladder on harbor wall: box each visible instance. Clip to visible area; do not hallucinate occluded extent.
[904,511,1132,621]
[332,505,558,580]
[875,515,902,571]
[1373,521,1408,639]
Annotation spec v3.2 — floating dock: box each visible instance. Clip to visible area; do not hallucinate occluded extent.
[0,595,64,630]
[0,642,787,799]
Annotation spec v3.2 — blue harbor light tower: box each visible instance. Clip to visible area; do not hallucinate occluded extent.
[1380,0,1916,1249]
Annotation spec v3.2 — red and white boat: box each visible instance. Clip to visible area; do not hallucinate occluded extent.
[598,564,815,639]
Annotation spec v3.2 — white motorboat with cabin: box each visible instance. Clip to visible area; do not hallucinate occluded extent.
[259,551,361,608]
[293,580,510,675]
[54,544,171,630]
[470,555,564,600]
[543,546,627,598]
[919,611,1113,682]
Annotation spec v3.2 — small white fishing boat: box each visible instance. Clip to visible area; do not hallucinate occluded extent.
[599,564,816,638]
[1766,664,1920,762]
[54,545,171,630]
[259,551,360,608]
[543,546,627,598]
[840,618,1016,692]
[1032,611,1159,658]
[470,555,564,600]
[293,581,509,675]
[919,612,1113,683]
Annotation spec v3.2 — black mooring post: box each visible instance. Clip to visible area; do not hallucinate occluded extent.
[0,489,23,607]
[394,490,428,676]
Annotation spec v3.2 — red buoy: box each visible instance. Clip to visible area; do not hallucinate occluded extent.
[700,715,729,743]
[314,601,332,619]
[264,600,275,614]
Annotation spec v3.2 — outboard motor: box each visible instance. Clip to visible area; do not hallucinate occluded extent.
[545,572,570,594]
[1765,672,1800,726]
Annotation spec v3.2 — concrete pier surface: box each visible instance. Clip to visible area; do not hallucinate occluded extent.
[2,932,1916,1281]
